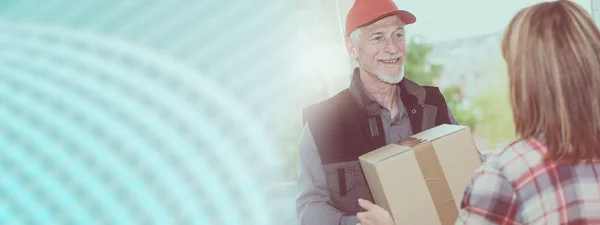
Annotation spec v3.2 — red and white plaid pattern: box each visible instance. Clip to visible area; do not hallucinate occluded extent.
[456,138,600,225]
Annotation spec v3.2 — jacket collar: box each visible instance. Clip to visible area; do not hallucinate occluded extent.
[348,67,426,115]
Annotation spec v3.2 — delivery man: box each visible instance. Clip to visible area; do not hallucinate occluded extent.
[295,0,467,224]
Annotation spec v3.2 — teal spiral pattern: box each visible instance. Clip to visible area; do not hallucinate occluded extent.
[0,1,292,224]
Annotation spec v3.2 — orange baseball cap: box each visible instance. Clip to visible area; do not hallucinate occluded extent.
[345,0,416,37]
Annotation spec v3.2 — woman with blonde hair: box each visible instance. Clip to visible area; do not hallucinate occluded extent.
[356,0,600,224]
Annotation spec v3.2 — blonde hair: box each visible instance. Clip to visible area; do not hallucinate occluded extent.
[502,0,600,162]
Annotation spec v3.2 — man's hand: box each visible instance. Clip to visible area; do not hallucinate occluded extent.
[356,198,395,225]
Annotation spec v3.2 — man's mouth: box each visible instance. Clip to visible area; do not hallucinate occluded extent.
[378,57,401,64]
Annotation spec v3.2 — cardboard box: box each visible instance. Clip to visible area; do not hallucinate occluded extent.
[358,124,481,225]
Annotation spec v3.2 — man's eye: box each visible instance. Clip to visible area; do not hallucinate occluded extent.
[372,36,383,41]
[395,33,404,38]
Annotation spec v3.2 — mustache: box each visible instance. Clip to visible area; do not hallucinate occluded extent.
[377,52,403,60]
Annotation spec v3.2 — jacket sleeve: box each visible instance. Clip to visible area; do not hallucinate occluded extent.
[296,124,359,225]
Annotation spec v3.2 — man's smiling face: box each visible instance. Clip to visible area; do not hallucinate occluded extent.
[348,15,407,84]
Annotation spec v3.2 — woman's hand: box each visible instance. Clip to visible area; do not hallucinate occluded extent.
[356,198,395,225]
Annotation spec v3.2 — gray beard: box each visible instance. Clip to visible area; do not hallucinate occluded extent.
[377,65,405,84]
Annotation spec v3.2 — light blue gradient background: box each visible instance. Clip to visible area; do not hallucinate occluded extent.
[0,1,294,224]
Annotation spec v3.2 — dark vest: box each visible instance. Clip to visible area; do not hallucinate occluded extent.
[303,79,452,214]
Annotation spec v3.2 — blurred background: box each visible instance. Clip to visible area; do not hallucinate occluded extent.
[0,0,598,225]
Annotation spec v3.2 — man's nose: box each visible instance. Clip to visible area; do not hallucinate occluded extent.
[383,40,400,54]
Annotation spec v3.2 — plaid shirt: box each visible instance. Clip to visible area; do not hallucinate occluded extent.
[456,138,600,225]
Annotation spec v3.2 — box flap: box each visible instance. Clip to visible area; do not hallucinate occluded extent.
[359,144,412,164]
[359,125,465,164]
[411,124,467,142]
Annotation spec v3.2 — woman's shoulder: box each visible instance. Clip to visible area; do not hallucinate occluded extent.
[483,138,546,180]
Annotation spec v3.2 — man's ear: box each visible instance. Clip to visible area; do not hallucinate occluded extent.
[345,38,359,60]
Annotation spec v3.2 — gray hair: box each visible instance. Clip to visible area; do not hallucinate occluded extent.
[349,28,361,43]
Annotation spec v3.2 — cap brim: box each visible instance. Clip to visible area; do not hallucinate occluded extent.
[366,10,416,27]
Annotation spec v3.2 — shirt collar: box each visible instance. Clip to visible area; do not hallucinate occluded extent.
[348,67,406,116]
